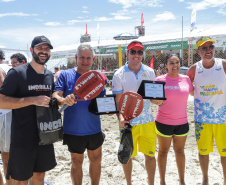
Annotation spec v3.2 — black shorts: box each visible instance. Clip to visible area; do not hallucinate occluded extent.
[6,144,57,181]
[63,132,105,154]
[155,121,189,137]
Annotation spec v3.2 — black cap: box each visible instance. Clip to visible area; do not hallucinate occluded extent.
[31,35,53,49]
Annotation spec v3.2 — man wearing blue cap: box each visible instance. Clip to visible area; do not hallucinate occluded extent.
[0,35,56,185]
[187,36,226,185]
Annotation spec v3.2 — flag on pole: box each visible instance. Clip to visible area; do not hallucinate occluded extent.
[150,57,154,69]
[97,23,100,32]
[141,13,144,27]
[86,24,88,35]
[190,8,197,32]
[97,23,100,44]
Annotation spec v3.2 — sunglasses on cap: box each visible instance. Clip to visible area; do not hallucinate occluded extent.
[199,45,215,52]
[130,50,144,56]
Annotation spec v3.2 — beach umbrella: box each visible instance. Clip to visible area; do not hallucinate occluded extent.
[113,33,138,67]
[113,33,138,40]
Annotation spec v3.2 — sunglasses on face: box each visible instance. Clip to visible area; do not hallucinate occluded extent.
[130,50,143,56]
[199,45,215,52]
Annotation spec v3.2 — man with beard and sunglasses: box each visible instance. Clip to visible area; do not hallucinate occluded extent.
[187,36,226,185]
[112,41,162,185]
[0,36,56,185]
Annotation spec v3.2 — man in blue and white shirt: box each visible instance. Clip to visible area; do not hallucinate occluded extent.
[112,41,162,185]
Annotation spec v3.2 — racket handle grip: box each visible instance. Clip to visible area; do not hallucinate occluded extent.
[59,104,69,113]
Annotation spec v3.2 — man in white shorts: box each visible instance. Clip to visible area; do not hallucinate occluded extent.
[0,52,27,185]
[0,49,11,185]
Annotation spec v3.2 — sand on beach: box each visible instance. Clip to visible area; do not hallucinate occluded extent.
[0,93,224,185]
[43,93,224,185]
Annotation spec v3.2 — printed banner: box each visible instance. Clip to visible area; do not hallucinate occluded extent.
[191,8,197,32]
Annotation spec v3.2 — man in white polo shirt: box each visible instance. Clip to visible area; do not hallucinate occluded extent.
[112,41,162,185]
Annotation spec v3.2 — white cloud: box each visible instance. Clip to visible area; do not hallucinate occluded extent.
[0,12,37,18]
[34,19,44,22]
[187,0,226,11]
[108,0,162,9]
[1,0,15,2]
[45,22,62,26]
[146,0,163,7]
[114,15,132,20]
[82,6,88,9]
[82,11,89,14]
[217,7,226,15]
[152,11,176,22]
[68,19,91,25]
[94,17,112,22]
[108,0,133,9]
[178,0,184,2]
[110,8,137,16]
[110,9,136,21]
[69,14,131,24]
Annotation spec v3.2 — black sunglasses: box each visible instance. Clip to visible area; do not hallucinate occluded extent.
[130,50,143,56]
[199,45,215,52]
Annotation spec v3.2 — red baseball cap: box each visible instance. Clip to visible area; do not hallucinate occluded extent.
[127,41,144,51]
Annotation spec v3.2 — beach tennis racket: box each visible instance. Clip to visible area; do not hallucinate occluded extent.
[119,91,144,121]
[59,71,105,113]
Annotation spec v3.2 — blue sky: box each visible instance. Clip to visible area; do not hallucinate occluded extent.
[0,0,226,51]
